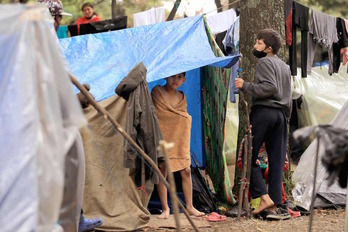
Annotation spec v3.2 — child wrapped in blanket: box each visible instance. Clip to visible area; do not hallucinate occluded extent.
[151,72,205,219]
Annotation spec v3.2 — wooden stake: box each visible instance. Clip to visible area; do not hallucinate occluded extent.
[158,141,181,232]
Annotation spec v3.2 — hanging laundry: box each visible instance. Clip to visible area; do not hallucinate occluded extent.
[205,8,237,34]
[307,9,338,76]
[289,1,309,78]
[223,16,240,103]
[133,6,165,27]
[284,0,293,45]
[68,24,78,37]
[57,25,68,39]
[67,17,127,37]
[333,17,348,72]
[80,17,127,35]
[223,16,239,56]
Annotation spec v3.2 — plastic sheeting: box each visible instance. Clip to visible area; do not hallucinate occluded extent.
[292,65,348,128]
[292,65,348,210]
[0,4,86,231]
[59,15,239,102]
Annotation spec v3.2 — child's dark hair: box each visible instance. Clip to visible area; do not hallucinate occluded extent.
[257,29,282,54]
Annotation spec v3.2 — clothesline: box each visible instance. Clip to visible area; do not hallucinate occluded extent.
[202,0,240,16]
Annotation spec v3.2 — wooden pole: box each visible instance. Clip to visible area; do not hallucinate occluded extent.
[309,130,320,232]
[69,73,200,232]
[237,136,246,221]
[244,124,252,218]
[158,141,181,232]
[166,0,181,21]
[344,178,348,232]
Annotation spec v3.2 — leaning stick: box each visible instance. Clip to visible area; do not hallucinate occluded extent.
[237,136,246,221]
[158,141,181,232]
[244,123,252,218]
[70,74,200,232]
[308,130,320,232]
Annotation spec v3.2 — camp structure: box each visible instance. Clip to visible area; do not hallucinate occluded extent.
[59,13,239,231]
[0,3,239,231]
[291,65,348,210]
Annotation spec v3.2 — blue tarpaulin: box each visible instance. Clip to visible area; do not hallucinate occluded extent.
[60,16,239,101]
[59,15,239,167]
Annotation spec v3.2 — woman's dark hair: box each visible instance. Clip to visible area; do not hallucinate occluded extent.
[256,28,282,54]
[81,2,97,15]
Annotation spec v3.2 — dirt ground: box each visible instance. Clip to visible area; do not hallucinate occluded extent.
[149,208,346,232]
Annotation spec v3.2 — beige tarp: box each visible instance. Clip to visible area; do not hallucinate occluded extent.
[80,95,150,231]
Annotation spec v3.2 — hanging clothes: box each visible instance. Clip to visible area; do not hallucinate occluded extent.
[205,8,237,34]
[307,9,338,76]
[115,62,163,185]
[223,16,240,103]
[284,0,293,46]
[79,17,127,35]
[68,24,78,37]
[333,17,348,73]
[345,19,348,72]
[133,7,165,27]
[57,25,68,39]
[289,1,309,77]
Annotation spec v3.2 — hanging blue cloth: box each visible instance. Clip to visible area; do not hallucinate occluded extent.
[57,25,68,39]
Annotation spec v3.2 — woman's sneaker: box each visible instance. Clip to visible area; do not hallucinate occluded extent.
[266,207,290,220]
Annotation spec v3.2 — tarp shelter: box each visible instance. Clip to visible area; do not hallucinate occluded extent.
[0,4,86,231]
[60,15,239,230]
[292,65,348,210]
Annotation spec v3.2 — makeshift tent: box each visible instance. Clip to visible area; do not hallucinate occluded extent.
[0,4,86,231]
[60,15,239,230]
[292,65,348,210]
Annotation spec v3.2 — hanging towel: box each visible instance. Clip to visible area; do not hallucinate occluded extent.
[151,86,192,172]
[133,7,165,27]
[307,9,338,75]
[205,8,237,34]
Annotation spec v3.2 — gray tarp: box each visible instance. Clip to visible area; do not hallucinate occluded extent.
[292,100,348,210]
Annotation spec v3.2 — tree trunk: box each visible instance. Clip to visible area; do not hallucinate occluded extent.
[215,0,222,12]
[233,0,285,196]
[166,0,182,21]
[111,0,117,19]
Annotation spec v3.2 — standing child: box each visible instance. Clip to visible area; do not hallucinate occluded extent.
[235,28,292,220]
[151,73,204,219]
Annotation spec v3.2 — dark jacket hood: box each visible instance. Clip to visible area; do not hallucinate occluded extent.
[115,62,147,101]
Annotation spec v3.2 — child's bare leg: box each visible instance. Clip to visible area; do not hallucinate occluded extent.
[252,194,275,214]
[157,162,170,219]
[180,167,205,217]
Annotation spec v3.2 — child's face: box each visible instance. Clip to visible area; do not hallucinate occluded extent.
[254,39,267,52]
[166,73,186,89]
[83,6,94,18]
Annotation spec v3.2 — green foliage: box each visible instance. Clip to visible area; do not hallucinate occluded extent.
[298,0,347,18]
